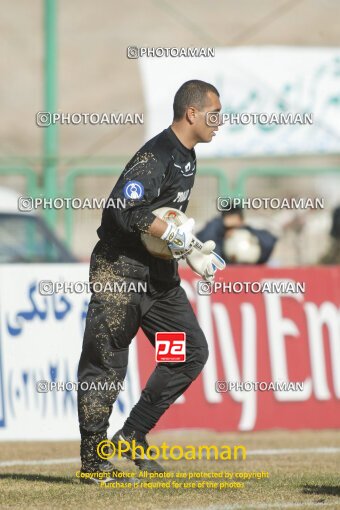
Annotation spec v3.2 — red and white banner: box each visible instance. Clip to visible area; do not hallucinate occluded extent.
[0,265,339,439]
[136,267,340,432]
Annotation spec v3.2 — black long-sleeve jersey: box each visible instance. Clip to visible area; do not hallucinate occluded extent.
[95,126,197,287]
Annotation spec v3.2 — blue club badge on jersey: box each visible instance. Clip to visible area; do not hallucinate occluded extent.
[123,180,144,200]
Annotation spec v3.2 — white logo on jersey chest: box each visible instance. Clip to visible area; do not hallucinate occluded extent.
[174,160,196,177]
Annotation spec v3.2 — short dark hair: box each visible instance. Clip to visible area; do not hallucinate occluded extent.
[173,80,219,121]
[221,203,244,219]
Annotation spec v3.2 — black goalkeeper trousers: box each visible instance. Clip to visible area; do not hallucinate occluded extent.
[77,282,209,471]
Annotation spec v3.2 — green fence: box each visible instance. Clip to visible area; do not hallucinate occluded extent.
[1,164,339,250]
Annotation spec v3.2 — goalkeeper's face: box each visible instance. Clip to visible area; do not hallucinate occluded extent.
[193,91,222,143]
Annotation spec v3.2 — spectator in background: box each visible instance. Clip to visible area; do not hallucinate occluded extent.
[319,206,340,265]
[197,205,277,264]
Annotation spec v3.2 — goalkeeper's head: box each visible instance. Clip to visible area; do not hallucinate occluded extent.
[172,80,221,145]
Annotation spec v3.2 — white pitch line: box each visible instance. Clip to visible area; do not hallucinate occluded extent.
[0,447,339,468]
[246,447,340,455]
[184,502,340,510]
[199,447,340,459]
[0,457,79,467]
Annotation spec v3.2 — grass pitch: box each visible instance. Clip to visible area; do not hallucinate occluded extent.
[1,430,340,510]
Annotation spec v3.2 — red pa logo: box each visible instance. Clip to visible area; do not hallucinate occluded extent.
[155,332,186,362]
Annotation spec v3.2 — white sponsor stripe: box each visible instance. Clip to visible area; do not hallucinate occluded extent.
[0,447,339,467]
[118,434,142,458]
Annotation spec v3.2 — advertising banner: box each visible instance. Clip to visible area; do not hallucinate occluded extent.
[0,264,141,440]
[139,267,340,431]
[0,264,339,440]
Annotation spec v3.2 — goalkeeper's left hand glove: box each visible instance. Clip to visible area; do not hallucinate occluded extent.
[186,239,226,282]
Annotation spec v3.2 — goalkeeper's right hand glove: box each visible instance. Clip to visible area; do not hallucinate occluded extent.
[161,218,195,259]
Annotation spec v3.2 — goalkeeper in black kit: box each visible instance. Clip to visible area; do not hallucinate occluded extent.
[77,80,225,484]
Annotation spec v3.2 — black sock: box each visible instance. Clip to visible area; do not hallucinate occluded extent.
[123,399,166,438]
[122,425,145,441]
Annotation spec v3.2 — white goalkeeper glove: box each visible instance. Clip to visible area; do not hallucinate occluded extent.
[186,238,226,282]
[161,218,195,259]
